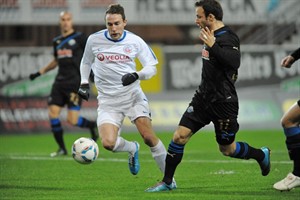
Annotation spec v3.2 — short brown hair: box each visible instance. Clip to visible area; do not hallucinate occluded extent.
[105,4,126,20]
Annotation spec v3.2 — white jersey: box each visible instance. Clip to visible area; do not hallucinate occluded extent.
[80,29,158,97]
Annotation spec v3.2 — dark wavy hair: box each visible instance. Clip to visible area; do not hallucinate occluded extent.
[195,0,223,21]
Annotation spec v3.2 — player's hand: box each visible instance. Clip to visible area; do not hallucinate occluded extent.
[29,72,41,80]
[281,55,294,68]
[199,26,215,47]
[121,72,139,86]
[78,84,90,101]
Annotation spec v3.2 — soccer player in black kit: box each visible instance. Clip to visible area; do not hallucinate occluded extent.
[273,48,300,191]
[29,11,98,157]
[146,0,271,192]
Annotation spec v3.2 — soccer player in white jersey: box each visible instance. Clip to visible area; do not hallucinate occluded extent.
[78,4,175,186]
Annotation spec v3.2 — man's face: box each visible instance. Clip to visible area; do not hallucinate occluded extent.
[195,7,208,29]
[105,13,127,40]
[60,12,73,33]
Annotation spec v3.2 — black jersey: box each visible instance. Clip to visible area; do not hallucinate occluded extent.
[291,48,300,61]
[52,31,87,88]
[196,26,240,103]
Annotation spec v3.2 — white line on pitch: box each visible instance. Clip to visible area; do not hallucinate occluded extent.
[0,155,292,164]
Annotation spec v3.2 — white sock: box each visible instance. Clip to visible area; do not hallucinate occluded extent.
[112,137,135,154]
[150,140,167,174]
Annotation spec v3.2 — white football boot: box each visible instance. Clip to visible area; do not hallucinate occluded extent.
[273,173,300,191]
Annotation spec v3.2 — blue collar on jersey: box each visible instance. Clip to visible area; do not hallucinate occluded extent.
[214,30,227,37]
[104,30,126,42]
[56,32,81,50]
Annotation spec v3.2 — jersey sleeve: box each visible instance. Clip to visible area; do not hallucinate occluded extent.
[210,33,240,70]
[135,37,158,80]
[136,37,158,67]
[136,65,157,80]
[80,35,95,84]
[291,48,300,61]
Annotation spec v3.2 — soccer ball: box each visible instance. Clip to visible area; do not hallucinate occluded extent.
[72,137,99,164]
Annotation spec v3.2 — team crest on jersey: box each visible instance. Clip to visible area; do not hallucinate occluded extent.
[187,106,194,113]
[123,45,133,54]
[68,39,76,46]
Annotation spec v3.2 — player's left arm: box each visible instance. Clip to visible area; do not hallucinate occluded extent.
[291,48,300,61]
[136,39,158,80]
[136,65,157,80]
[209,35,240,70]
[122,38,158,86]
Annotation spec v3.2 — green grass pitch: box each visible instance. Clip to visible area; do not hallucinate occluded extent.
[0,130,299,200]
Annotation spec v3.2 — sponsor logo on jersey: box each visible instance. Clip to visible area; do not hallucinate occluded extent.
[202,47,209,60]
[57,49,73,58]
[96,53,131,62]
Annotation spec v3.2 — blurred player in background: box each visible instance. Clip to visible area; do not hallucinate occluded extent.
[273,47,300,191]
[146,0,271,192]
[29,11,98,157]
[77,4,174,181]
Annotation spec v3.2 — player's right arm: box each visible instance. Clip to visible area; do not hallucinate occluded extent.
[79,35,94,84]
[29,59,58,80]
[78,35,94,101]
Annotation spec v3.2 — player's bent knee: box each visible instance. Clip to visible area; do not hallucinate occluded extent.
[103,144,114,151]
[173,134,189,145]
[221,151,231,156]
[219,145,234,156]
[102,140,115,151]
[280,116,288,128]
[280,117,295,128]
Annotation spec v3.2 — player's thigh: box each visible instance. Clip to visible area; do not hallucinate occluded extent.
[135,116,153,132]
[99,123,119,147]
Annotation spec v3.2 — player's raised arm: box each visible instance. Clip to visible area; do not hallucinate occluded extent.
[29,59,58,80]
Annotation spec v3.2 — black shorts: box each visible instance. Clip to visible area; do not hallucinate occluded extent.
[179,97,239,134]
[48,83,82,109]
[298,99,300,107]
